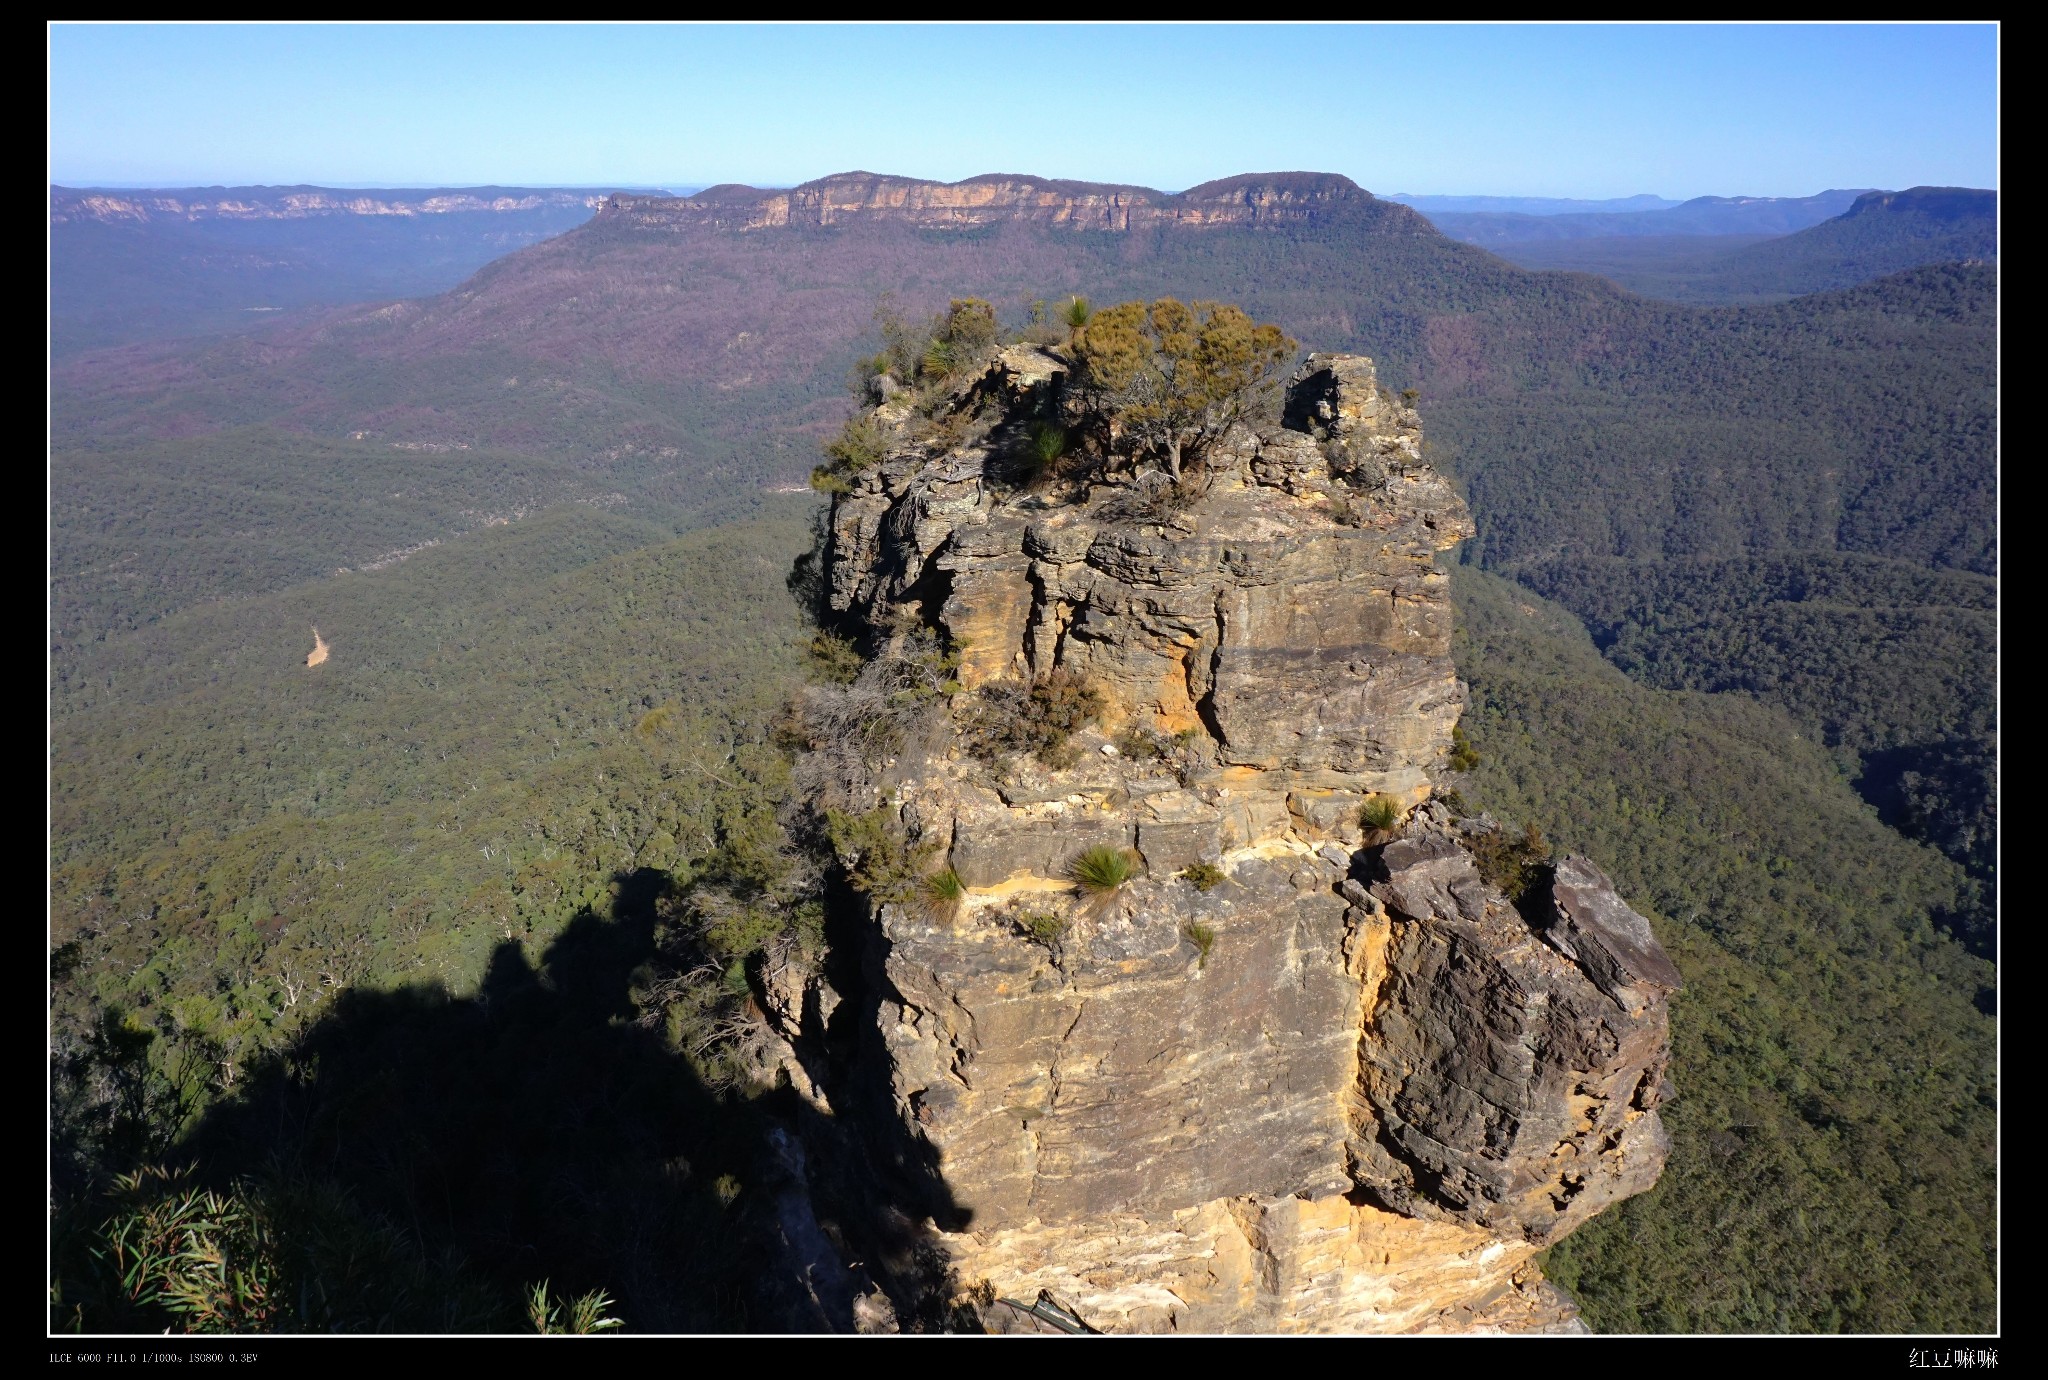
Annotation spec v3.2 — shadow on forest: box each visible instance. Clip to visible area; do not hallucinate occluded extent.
[179,867,967,1333]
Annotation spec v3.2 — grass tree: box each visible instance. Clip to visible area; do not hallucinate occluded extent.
[1068,844,1139,895]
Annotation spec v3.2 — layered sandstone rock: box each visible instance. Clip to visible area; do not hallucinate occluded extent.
[797,342,1678,1332]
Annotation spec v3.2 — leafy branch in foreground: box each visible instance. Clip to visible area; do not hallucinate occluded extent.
[527,1280,624,1335]
[52,1164,521,1334]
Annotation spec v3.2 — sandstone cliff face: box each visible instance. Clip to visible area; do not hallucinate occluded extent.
[796,344,1678,1333]
[599,171,1436,236]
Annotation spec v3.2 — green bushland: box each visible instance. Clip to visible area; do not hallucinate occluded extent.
[55,882,806,1333]
[49,428,642,650]
[1515,552,1996,952]
[52,510,812,1005]
[50,508,819,1331]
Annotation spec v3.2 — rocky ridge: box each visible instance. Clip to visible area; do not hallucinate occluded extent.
[780,337,1680,1333]
[50,185,613,225]
[597,171,1434,235]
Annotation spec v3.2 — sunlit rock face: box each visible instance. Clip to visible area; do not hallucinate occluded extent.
[800,342,1676,1333]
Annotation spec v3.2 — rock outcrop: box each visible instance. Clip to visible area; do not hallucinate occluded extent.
[790,338,1678,1333]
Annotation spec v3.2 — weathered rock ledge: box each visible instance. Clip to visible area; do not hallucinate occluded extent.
[792,342,1678,1333]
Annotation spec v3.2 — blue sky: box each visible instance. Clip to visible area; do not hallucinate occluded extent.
[47,23,1997,198]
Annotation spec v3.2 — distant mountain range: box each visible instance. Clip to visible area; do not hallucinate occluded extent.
[1423,188,1875,242]
[51,168,1993,585]
[52,176,1993,355]
[1389,193,1683,215]
[50,184,627,223]
[1491,186,1997,303]
[49,184,634,355]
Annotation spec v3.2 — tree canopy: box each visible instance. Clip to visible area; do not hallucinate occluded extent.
[1072,298,1296,480]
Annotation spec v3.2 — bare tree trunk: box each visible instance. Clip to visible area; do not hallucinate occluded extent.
[1166,436,1183,482]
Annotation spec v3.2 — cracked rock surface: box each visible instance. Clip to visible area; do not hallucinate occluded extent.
[802,345,1677,1332]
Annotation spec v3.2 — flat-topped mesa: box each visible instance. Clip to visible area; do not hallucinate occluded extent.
[596,171,1437,235]
[801,339,1678,1333]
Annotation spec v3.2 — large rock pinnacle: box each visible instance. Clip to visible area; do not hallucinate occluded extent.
[795,339,1678,1333]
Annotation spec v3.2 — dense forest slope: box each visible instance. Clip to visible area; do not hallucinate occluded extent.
[51,506,817,1332]
[50,428,626,646]
[1520,553,1997,952]
[1699,187,1998,297]
[52,506,811,1057]
[1451,569,1993,1331]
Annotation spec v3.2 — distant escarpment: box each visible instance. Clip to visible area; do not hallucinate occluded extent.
[763,319,1679,1333]
[50,183,634,356]
[596,170,1433,235]
[49,184,615,224]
